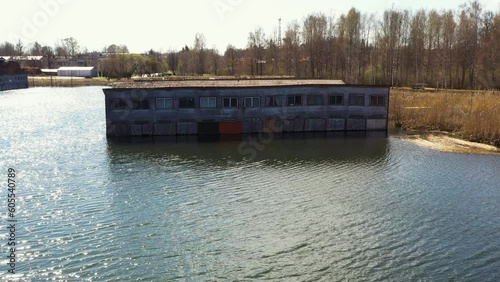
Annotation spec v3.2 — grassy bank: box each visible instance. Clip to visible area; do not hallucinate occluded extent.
[390,88,500,147]
[28,76,113,87]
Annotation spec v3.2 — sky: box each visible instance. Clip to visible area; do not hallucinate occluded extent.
[1,0,499,53]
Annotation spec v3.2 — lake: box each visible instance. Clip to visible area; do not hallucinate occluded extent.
[0,87,499,281]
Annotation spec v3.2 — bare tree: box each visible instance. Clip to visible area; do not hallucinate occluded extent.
[62,37,80,60]
[224,45,237,75]
[193,33,207,75]
[177,46,192,75]
[302,13,328,78]
[15,39,24,56]
[266,37,280,75]
[283,21,301,77]
[426,10,442,86]
[41,46,55,68]
[209,46,220,75]
[478,11,498,88]
[0,42,16,55]
[442,10,456,88]
[166,50,179,73]
[343,8,362,83]
[408,10,426,84]
[30,42,42,56]
[248,27,266,76]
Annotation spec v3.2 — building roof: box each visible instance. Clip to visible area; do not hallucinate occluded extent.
[110,79,347,89]
[0,56,43,61]
[58,66,96,71]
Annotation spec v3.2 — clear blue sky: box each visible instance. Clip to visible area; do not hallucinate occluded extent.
[1,0,498,53]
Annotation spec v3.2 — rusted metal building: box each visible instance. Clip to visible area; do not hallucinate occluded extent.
[102,79,390,136]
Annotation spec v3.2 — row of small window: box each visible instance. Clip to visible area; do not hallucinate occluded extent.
[110,94,386,110]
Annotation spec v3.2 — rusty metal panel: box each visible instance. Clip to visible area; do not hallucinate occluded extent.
[220,122,242,134]
[154,123,176,136]
[177,122,198,135]
[346,119,366,131]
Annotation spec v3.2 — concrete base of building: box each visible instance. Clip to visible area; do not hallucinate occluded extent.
[106,118,388,137]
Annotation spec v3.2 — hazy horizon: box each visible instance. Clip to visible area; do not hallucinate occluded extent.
[1,0,499,53]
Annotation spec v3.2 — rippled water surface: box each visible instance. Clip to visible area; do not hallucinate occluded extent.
[1,87,499,281]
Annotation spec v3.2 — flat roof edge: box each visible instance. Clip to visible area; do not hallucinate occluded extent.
[104,84,392,92]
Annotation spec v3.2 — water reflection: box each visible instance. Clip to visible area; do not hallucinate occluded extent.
[103,133,395,280]
[106,132,389,166]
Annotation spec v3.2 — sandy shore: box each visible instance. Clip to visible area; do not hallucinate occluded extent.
[398,133,500,155]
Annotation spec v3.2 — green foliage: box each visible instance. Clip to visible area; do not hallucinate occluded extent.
[101,54,168,79]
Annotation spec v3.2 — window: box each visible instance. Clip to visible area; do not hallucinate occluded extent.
[244,97,260,108]
[329,95,344,105]
[200,97,217,108]
[156,98,173,110]
[131,99,150,110]
[349,94,365,106]
[223,97,238,108]
[370,95,386,106]
[179,97,195,108]
[110,99,128,110]
[287,95,302,106]
[307,95,324,106]
[265,96,283,107]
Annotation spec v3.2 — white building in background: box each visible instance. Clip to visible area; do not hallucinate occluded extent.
[41,69,58,76]
[57,66,97,77]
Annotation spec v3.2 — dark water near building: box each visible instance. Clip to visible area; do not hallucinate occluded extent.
[0,87,499,281]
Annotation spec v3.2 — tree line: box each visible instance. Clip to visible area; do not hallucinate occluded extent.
[1,1,498,89]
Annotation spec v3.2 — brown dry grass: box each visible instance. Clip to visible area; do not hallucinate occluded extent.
[390,88,500,147]
[28,76,113,87]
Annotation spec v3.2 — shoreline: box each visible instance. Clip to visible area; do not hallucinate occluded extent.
[395,131,500,155]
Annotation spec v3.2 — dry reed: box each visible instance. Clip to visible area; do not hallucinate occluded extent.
[390,88,500,147]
